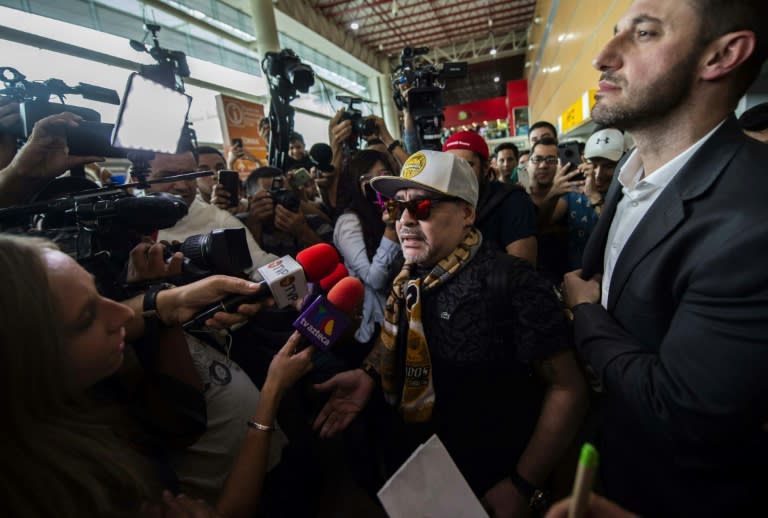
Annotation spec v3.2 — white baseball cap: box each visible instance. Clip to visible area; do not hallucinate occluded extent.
[370,150,479,207]
[584,128,625,162]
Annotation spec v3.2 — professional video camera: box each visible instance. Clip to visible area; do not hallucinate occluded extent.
[0,23,208,297]
[392,46,467,150]
[0,23,195,168]
[0,186,188,298]
[0,66,124,158]
[262,49,315,170]
[336,95,376,152]
[166,228,253,281]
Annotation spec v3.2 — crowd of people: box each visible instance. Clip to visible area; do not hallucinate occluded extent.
[0,0,767,516]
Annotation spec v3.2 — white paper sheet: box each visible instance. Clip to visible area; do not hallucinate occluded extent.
[377,434,489,518]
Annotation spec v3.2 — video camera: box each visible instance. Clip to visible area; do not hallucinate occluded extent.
[0,186,188,298]
[0,23,194,166]
[0,23,205,297]
[262,49,315,171]
[392,46,467,150]
[0,66,125,158]
[336,95,376,152]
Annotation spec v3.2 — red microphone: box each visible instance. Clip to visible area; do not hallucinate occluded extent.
[296,243,339,283]
[327,276,364,314]
[319,262,349,292]
[293,276,364,350]
[182,243,340,330]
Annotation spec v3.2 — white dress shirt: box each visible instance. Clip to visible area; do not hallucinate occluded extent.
[601,121,725,308]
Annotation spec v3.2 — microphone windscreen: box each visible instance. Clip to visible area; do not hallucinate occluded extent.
[319,263,349,291]
[327,276,364,315]
[114,192,188,229]
[296,243,340,282]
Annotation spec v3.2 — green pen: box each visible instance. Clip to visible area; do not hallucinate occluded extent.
[568,443,599,518]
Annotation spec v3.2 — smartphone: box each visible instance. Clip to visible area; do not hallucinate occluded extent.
[558,141,583,176]
[218,170,241,207]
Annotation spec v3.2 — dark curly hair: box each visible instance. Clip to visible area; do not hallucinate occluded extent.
[335,149,394,260]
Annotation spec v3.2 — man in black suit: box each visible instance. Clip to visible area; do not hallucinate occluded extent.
[562,1,768,517]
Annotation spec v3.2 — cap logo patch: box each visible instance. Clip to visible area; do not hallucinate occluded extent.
[402,152,427,179]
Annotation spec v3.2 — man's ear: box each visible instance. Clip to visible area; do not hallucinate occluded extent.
[700,30,756,81]
[464,203,476,226]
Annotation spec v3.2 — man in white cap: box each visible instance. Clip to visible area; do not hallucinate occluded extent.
[532,128,625,270]
[313,150,587,517]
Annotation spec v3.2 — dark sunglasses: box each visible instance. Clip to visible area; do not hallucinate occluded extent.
[385,196,461,221]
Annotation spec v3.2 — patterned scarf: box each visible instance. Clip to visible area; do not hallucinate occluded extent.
[379,228,482,422]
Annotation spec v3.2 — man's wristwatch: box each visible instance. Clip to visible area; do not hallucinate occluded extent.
[387,139,402,153]
[509,471,548,512]
[360,362,381,386]
[142,282,175,321]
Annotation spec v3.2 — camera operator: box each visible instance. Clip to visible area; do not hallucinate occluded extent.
[361,115,409,170]
[136,151,278,279]
[326,109,406,211]
[242,166,332,258]
[397,82,421,154]
[0,111,104,208]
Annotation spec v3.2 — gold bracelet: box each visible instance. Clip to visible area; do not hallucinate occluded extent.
[247,420,275,432]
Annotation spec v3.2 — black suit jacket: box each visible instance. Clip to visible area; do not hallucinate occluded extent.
[574,116,768,518]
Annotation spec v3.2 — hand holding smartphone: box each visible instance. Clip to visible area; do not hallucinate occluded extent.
[217,170,241,207]
[558,142,582,170]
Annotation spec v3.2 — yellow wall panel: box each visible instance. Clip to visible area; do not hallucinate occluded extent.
[525,0,632,136]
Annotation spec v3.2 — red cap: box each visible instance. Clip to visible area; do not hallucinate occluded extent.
[442,131,489,161]
[295,243,340,282]
[327,276,364,315]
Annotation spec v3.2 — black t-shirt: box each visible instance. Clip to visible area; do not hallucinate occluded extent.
[476,181,538,253]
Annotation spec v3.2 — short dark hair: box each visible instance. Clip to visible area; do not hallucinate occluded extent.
[529,121,558,140]
[245,166,282,196]
[289,132,304,144]
[689,0,768,98]
[195,146,225,164]
[494,142,520,160]
[530,136,558,156]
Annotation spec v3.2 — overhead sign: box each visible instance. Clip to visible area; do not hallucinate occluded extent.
[558,88,598,134]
